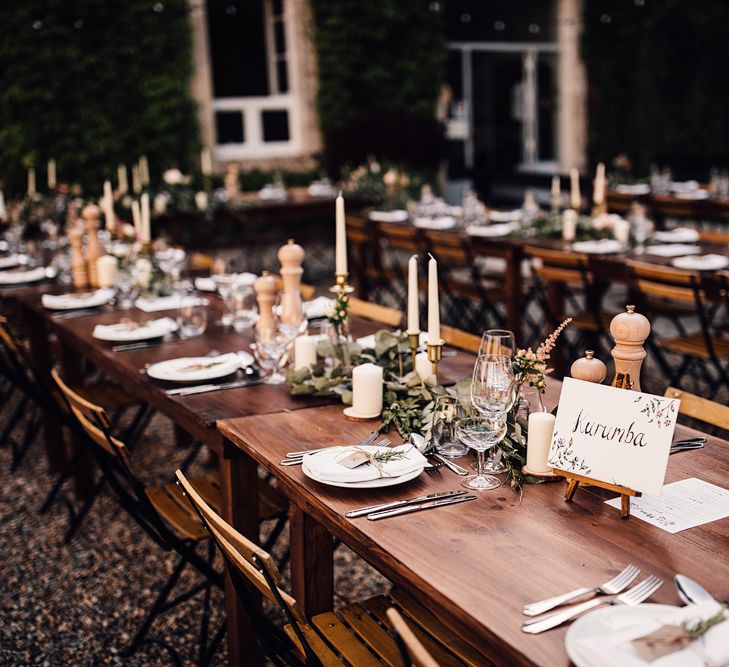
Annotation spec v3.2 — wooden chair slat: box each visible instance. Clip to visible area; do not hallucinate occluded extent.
[283,623,345,667]
[145,486,208,541]
[665,387,729,429]
[348,297,402,327]
[311,611,385,666]
[440,325,481,354]
[385,607,441,667]
[337,603,405,666]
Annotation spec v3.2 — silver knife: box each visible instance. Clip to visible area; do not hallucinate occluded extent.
[367,494,477,520]
[346,490,468,518]
[431,453,470,476]
[166,378,263,396]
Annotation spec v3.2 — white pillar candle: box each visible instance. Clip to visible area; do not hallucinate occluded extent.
[117,164,128,194]
[569,167,581,210]
[593,162,606,205]
[27,168,36,196]
[131,200,141,239]
[132,164,142,194]
[47,159,57,189]
[427,255,440,344]
[526,411,556,473]
[562,209,577,242]
[407,254,419,332]
[352,363,383,417]
[613,217,630,245]
[294,335,318,370]
[96,255,118,288]
[141,193,151,243]
[201,147,213,176]
[139,155,150,186]
[335,191,347,275]
[415,351,432,383]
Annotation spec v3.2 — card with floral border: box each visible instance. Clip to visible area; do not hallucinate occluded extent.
[547,378,680,496]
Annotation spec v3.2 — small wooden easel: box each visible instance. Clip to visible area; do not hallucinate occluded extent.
[554,306,650,518]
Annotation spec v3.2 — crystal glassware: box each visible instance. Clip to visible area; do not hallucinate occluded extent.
[113,268,136,310]
[177,291,207,338]
[211,257,236,327]
[253,324,289,385]
[231,282,258,333]
[432,395,471,458]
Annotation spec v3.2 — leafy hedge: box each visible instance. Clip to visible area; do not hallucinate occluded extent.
[0,0,199,196]
[310,0,446,174]
[583,0,729,176]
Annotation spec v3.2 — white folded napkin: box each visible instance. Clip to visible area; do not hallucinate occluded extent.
[0,266,48,284]
[488,209,523,223]
[259,185,288,201]
[307,182,337,198]
[572,602,729,667]
[135,295,205,312]
[670,180,700,193]
[93,317,176,341]
[572,239,626,254]
[674,190,710,200]
[652,228,700,243]
[369,210,410,223]
[671,254,729,271]
[646,244,701,258]
[466,222,519,238]
[0,254,25,269]
[194,272,257,293]
[42,288,115,310]
[303,444,427,483]
[304,296,333,319]
[413,216,457,230]
[616,184,651,195]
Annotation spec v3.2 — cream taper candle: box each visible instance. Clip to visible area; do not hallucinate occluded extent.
[294,335,318,370]
[593,162,606,206]
[139,155,150,186]
[570,168,581,210]
[117,165,128,194]
[335,191,347,275]
[103,180,115,231]
[427,254,440,344]
[47,159,56,190]
[131,200,141,239]
[0,191,6,220]
[407,255,419,332]
[132,164,142,194]
[352,363,383,417]
[141,193,151,243]
[526,412,556,473]
[201,147,213,176]
[28,168,36,196]
[97,255,118,288]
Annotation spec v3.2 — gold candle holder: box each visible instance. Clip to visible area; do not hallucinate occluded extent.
[329,273,355,295]
[426,339,444,381]
[406,329,420,372]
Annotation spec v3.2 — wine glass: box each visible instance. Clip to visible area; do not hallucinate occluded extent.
[432,395,471,458]
[211,256,236,327]
[457,354,515,491]
[177,290,208,338]
[253,323,289,384]
[476,330,516,473]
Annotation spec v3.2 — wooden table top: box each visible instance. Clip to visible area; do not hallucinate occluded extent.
[218,381,729,667]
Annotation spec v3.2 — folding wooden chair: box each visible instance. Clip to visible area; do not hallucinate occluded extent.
[664,387,729,431]
[346,214,381,301]
[376,221,427,308]
[386,607,440,667]
[176,469,489,667]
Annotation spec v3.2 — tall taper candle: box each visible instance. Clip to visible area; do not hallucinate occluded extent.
[407,255,419,332]
[141,192,151,243]
[139,155,150,186]
[132,164,142,194]
[117,164,128,194]
[201,147,213,176]
[427,254,440,344]
[593,162,606,205]
[103,180,115,231]
[131,200,141,239]
[47,159,57,189]
[0,191,6,220]
[27,168,36,196]
[335,191,347,275]
[569,167,581,210]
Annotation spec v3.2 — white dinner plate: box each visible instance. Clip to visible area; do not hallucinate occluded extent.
[0,254,26,269]
[93,317,177,342]
[146,352,245,383]
[671,254,729,271]
[0,266,50,285]
[42,288,115,310]
[565,604,678,667]
[301,459,424,489]
[572,240,627,254]
[615,184,651,195]
[413,216,457,230]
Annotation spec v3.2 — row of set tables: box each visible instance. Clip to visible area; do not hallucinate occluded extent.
[4,277,729,666]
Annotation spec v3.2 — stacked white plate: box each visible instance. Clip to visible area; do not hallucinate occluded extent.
[42,288,115,310]
[93,317,177,342]
[572,239,626,254]
[413,216,457,230]
[146,352,253,384]
[466,222,519,238]
[369,210,409,223]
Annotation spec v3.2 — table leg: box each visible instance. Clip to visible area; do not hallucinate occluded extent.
[289,505,334,617]
[219,438,263,667]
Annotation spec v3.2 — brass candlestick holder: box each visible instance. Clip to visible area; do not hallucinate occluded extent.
[406,329,420,372]
[426,339,444,381]
[329,273,355,295]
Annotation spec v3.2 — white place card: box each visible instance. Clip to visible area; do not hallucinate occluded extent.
[547,378,680,495]
[606,478,729,532]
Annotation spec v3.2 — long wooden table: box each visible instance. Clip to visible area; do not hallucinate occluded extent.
[607,189,729,226]
[218,382,729,666]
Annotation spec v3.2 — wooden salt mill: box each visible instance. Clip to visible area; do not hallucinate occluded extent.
[83,204,104,288]
[254,271,277,334]
[610,305,651,391]
[570,350,607,384]
[68,225,88,289]
[277,239,305,328]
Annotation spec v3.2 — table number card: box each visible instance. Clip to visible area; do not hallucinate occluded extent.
[547,378,680,495]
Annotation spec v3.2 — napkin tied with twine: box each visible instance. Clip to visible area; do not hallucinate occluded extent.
[337,446,398,478]
[631,626,692,661]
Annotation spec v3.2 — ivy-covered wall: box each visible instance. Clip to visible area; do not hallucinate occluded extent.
[583,0,729,176]
[0,0,199,196]
[310,0,446,174]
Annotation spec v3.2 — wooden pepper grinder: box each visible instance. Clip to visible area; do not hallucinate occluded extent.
[69,224,88,289]
[610,305,651,391]
[254,271,277,334]
[277,239,305,328]
[83,204,104,288]
[570,350,607,384]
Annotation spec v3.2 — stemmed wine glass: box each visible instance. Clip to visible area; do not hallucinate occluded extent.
[456,354,515,491]
[211,257,236,327]
[476,329,516,473]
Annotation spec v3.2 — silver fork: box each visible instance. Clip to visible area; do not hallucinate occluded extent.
[522,563,639,616]
[280,438,391,466]
[425,462,445,474]
[522,575,663,634]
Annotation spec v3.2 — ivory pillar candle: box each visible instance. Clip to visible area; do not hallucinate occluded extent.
[47,159,57,189]
[352,363,383,417]
[526,411,556,473]
[427,255,440,344]
[415,351,432,383]
[613,217,630,245]
[593,162,606,206]
[294,335,318,370]
[335,191,347,275]
[132,164,142,194]
[131,200,141,239]
[117,164,128,194]
[407,255,419,332]
[569,167,580,210]
[97,254,118,288]
[27,168,36,196]
[562,209,577,242]
[139,155,150,186]
[140,193,151,243]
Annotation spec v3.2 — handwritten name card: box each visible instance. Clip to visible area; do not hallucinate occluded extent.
[548,378,680,495]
